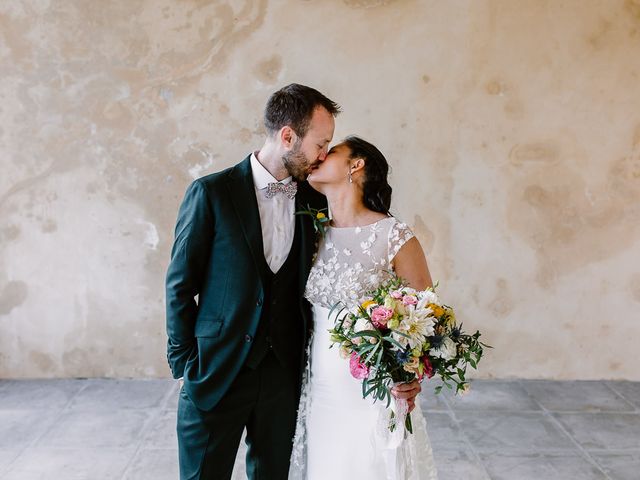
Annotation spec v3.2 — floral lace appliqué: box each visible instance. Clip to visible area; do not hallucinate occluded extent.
[304,217,415,309]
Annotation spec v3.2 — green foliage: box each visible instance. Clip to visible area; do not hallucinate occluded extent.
[294,205,331,238]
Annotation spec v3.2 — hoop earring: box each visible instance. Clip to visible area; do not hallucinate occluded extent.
[348,170,353,184]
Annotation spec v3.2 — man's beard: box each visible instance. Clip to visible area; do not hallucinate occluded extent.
[282,141,315,181]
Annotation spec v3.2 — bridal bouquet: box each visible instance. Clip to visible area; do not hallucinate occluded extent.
[328,276,488,434]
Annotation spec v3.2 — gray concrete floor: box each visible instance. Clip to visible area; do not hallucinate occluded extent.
[0,379,638,479]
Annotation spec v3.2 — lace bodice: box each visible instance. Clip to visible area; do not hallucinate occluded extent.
[304,217,415,309]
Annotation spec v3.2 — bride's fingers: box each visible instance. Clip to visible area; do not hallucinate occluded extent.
[392,382,421,399]
[391,388,419,399]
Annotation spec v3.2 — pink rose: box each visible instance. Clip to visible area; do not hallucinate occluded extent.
[390,291,403,299]
[402,295,418,306]
[371,306,394,328]
[349,353,370,379]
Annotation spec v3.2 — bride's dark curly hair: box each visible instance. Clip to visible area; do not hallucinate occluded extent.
[342,136,392,215]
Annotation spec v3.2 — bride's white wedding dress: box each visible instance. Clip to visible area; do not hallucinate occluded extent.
[290,216,438,480]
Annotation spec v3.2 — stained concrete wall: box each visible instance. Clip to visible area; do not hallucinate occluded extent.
[1,0,639,379]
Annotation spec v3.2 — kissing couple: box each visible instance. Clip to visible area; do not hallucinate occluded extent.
[166,84,438,479]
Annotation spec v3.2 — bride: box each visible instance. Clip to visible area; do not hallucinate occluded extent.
[290,136,438,479]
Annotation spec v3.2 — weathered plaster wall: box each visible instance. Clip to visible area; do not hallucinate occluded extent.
[1,0,639,379]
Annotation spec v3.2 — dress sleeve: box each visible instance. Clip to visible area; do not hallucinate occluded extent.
[388,219,415,264]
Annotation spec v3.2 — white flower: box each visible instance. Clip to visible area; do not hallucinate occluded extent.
[343,248,352,256]
[420,289,440,306]
[431,336,457,360]
[354,317,373,333]
[416,291,440,313]
[458,383,471,396]
[393,308,435,349]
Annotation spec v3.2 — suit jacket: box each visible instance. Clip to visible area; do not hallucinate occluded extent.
[165,155,326,411]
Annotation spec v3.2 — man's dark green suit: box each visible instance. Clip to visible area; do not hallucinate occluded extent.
[166,155,325,479]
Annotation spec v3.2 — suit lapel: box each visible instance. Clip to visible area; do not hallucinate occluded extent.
[227,156,271,286]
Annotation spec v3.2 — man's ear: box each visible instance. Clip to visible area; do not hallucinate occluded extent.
[279,126,298,150]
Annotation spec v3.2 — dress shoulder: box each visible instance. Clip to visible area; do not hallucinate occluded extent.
[387,218,415,264]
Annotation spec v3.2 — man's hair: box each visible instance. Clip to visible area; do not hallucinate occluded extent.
[264,83,341,138]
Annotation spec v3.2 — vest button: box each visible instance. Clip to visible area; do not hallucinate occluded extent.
[245,334,252,342]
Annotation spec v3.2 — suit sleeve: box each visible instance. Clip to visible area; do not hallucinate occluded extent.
[165,180,214,379]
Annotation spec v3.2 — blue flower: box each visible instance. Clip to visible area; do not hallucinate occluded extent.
[395,349,411,364]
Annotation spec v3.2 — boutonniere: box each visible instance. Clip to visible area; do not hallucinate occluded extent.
[295,205,330,238]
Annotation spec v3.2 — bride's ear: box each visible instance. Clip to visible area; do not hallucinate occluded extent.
[350,157,365,174]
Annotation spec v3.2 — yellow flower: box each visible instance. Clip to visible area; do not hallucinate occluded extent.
[428,303,445,318]
[445,308,456,327]
[361,300,377,310]
[316,212,326,219]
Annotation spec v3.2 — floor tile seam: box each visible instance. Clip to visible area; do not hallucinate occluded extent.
[472,447,608,461]
[129,447,177,451]
[67,379,174,411]
[538,403,613,479]
[428,380,455,412]
[585,448,640,454]
[516,380,614,479]
[62,405,172,412]
[0,378,91,411]
[453,409,640,414]
[473,446,600,454]
[517,377,639,414]
[14,380,89,454]
[601,382,639,412]
[517,380,639,419]
[4,378,93,468]
[0,449,25,480]
[117,403,169,480]
[3,446,140,453]
[449,408,545,414]
[552,411,640,417]
[445,405,493,480]
[546,409,638,414]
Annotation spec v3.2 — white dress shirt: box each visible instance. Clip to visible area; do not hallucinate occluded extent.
[250,152,295,273]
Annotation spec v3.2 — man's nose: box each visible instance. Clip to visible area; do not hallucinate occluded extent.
[318,147,328,161]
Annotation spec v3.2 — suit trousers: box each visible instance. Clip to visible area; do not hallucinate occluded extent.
[177,351,299,480]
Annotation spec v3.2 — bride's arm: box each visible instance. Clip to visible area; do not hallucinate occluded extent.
[390,237,434,412]
[392,237,433,290]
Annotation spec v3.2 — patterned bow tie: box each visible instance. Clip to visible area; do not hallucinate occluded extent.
[265,181,297,199]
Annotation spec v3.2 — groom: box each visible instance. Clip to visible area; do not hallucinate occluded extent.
[166,84,421,479]
[166,84,339,479]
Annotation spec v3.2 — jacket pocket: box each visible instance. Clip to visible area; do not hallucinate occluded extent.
[194,316,224,338]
